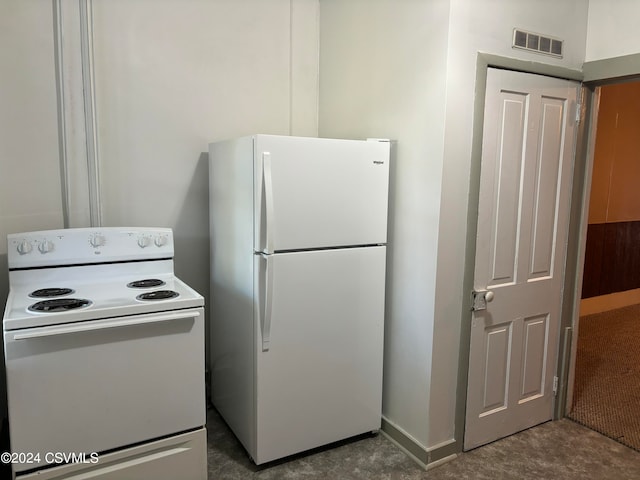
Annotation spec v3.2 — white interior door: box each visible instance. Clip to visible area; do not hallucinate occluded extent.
[464,68,579,450]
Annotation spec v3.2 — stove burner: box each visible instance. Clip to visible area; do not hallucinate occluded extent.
[127,278,166,289]
[136,290,179,301]
[28,298,92,313]
[29,288,75,298]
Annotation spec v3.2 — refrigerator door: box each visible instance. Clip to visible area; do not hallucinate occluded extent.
[254,135,390,253]
[254,246,385,465]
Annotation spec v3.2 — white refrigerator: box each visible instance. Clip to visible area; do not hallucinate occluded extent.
[208,134,390,465]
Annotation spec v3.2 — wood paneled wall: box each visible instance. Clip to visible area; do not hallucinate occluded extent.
[582,221,640,298]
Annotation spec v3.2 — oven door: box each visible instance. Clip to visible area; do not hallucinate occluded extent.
[4,308,205,474]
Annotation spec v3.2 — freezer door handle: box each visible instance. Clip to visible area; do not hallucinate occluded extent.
[262,152,275,254]
[11,310,201,340]
[259,253,274,351]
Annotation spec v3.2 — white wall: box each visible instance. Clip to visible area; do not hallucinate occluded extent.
[90,0,319,307]
[0,3,65,300]
[0,0,66,448]
[586,0,640,61]
[319,0,450,448]
[0,0,320,302]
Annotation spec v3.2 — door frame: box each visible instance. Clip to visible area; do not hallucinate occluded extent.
[463,67,583,451]
[458,52,640,450]
[455,53,587,451]
[560,57,640,414]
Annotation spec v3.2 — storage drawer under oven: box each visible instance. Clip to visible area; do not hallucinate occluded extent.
[16,428,207,480]
[4,308,205,474]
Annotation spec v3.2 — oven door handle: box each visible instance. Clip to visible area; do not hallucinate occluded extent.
[11,309,201,340]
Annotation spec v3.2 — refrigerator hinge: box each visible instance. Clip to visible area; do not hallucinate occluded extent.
[366,138,391,143]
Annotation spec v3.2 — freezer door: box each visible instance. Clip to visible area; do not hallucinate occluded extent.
[254,246,385,464]
[254,135,390,253]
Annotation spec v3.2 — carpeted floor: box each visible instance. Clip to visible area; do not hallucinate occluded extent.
[569,303,640,452]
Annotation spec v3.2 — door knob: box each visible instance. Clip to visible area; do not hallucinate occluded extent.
[472,290,494,311]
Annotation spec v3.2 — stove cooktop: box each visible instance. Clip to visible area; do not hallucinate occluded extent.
[28,298,93,313]
[4,266,203,331]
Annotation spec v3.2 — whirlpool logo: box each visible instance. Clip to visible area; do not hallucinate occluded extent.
[373,160,384,165]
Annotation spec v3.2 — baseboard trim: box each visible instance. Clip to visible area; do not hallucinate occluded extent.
[380,416,459,470]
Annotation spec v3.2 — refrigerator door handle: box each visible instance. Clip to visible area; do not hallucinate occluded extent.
[262,152,275,254]
[259,253,274,351]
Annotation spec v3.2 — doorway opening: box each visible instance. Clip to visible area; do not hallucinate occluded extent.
[568,80,640,452]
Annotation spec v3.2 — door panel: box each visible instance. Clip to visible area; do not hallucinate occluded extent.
[530,98,565,279]
[465,68,578,450]
[520,314,548,400]
[253,135,390,253]
[482,323,512,413]
[489,93,527,286]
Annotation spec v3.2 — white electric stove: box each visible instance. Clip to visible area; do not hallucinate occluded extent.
[3,227,207,479]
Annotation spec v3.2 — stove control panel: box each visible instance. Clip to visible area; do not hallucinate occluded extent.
[7,227,174,269]
[37,240,54,254]
[154,234,169,247]
[89,233,106,248]
[16,240,33,255]
[137,235,152,248]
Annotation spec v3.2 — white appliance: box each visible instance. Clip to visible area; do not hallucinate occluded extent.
[209,134,390,464]
[3,227,207,479]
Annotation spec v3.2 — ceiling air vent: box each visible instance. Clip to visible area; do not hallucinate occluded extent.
[513,28,563,58]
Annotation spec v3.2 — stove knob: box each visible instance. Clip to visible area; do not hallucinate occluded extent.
[38,240,54,254]
[137,236,151,248]
[154,235,168,247]
[17,240,33,255]
[89,233,106,248]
